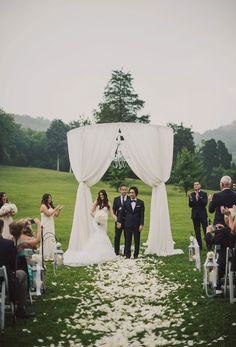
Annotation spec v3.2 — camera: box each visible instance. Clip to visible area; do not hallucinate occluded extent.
[29,218,35,224]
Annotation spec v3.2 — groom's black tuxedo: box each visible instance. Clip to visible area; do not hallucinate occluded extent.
[113,195,129,255]
[118,198,145,258]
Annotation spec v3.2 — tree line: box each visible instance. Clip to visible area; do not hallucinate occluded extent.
[0,69,235,191]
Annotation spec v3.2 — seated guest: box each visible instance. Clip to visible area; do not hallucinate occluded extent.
[208,176,236,225]
[205,207,236,296]
[0,220,33,318]
[11,219,41,289]
[188,181,208,250]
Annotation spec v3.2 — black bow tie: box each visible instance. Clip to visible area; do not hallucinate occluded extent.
[131,200,136,202]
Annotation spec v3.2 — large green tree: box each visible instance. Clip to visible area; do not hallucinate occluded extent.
[200,138,219,173]
[171,148,204,195]
[167,123,195,165]
[95,69,150,124]
[46,119,69,171]
[0,109,17,163]
[217,140,232,170]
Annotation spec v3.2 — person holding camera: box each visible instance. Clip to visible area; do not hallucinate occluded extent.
[0,220,34,318]
[205,207,236,296]
[40,193,64,261]
[188,182,208,250]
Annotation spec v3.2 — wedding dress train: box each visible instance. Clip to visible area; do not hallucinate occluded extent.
[64,206,117,266]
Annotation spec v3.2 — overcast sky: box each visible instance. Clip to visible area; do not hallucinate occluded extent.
[0,0,236,133]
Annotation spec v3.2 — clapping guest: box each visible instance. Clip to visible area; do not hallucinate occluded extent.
[0,192,17,239]
[208,176,236,225]
[188,182,208,250]
[40,193,64,260]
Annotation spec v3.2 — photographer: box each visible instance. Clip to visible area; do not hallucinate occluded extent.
[205,207,236,296]
[10,219,41,288]
[0,220,34,318]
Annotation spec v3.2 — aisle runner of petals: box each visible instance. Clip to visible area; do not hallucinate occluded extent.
[45,257,210,347]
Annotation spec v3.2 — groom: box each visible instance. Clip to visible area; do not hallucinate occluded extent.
[117,186,145,259]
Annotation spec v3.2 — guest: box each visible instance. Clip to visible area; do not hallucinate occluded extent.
[40,193,64,260]
[205,207,236,296]
[10,219,41,291]
[188,182,208,250]
[0,192,17,240]
[117,186,145,259]
[208,176,236,225]
[112,184,129,255]
[0,220,33,318]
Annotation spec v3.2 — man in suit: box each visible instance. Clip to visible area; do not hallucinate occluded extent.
[117,186,144,259]
[112,184,129,255]
[208,176,236,225]
[0,220,32,319]
[188,181,208,250]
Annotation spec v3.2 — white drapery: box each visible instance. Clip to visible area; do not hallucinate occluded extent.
[65,123,120,255]
[65,122,182,257]
[120,123,182,255]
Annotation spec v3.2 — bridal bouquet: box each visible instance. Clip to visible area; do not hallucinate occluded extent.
[94,209,108,226]
[0,203,18,216]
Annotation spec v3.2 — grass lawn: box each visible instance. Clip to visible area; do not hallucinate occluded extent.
[0,165,236,347]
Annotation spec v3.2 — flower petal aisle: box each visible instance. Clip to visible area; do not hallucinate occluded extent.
[44,256,211,347]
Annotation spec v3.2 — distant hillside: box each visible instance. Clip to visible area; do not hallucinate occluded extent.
[12,114,51,131]
[194,121,236,160]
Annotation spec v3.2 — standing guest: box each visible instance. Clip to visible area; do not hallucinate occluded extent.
[40,193,64,261]
[0,192,17,240]
[112,184,129,255]
[208,176,236,225]
[117,186,145,259]
[188,182,208,250]
[0,220,34,318]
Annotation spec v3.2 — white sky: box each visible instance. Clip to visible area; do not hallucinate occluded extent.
[0,0,236,133]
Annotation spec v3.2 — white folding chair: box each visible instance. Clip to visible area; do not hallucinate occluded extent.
[0,266,14,330]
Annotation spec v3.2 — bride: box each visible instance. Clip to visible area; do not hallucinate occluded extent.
[64,190,117,266]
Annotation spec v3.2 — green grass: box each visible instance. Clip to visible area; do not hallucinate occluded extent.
[0,165,236,347]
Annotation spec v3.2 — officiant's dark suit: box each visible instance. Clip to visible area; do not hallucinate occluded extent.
[117,187,144,258]
[113,194,130,255]
[188,183,208,250]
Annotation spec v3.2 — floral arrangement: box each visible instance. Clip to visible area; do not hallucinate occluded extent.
[94,209,108,226]
[0,203,18,216]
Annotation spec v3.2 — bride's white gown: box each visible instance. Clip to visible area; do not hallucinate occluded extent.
[64,206,117,266]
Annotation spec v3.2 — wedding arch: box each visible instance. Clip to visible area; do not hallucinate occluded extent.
[65,122,182,257]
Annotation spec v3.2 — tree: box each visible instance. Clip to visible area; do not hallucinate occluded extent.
[217,140,232,169]
[94,69,150,124]
[167,123,195,164]
[171,148,204,195]
[46,119,69,171]
[200,139,219,173]
[68,115,92,130]
[0,109,17,163]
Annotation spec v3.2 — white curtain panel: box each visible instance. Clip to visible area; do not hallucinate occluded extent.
[64,123,119,258]
[120,123,182,256]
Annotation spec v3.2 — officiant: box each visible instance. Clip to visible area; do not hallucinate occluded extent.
[113,184,129,255]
